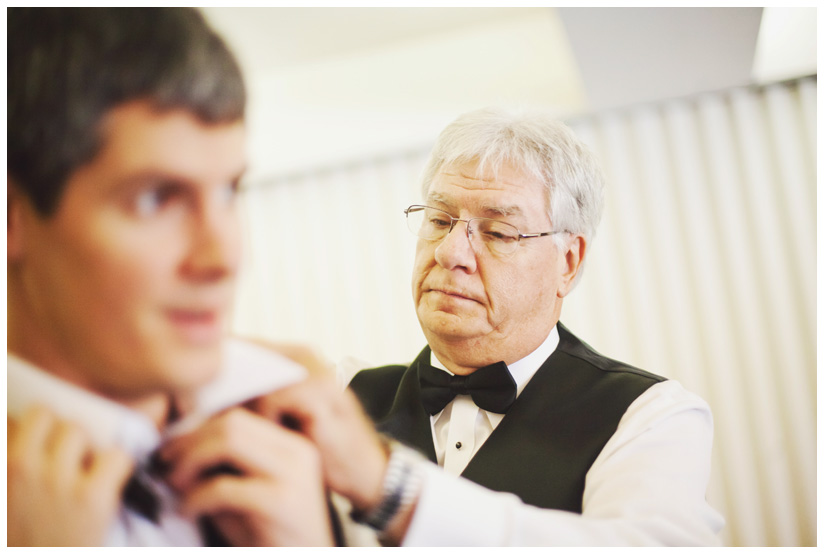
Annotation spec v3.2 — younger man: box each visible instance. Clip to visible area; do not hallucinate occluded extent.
[7,8,332,546]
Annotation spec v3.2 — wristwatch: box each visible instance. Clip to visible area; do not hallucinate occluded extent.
[350,438,425,533]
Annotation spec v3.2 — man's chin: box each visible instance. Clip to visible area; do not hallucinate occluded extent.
[165,343,225,390]
[418,311,490,344]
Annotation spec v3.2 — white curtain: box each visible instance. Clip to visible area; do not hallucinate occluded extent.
[232,77,816,547]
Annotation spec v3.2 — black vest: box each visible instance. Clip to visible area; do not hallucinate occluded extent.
[349,323,665,513]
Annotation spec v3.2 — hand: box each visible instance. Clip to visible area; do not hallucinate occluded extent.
[158,407,333,546]
[246,378,389,514]
[7,405,134,546]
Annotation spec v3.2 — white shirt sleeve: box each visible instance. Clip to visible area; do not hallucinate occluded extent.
[402,380,725,546]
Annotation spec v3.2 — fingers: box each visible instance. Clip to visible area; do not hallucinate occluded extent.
[7,406,133,547]
[160,406,334,547]
[179,476,278,518]
[9,405,133,489]
[180,476,334,547]
[10,406,80,489]
[9,405,54,466]
[250,376,355,433]
[252,377,378,451]
[87,446,135,501]
[245,379,388,509]
[7,414,18,435]
[49,419,93,486]
[159,408,321,493]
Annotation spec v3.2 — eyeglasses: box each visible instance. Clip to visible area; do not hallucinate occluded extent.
[404,205,568,256]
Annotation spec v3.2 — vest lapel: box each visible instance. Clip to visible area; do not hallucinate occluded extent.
[460,326,663,512]
[373,349,438,463]
[460,347,589,512]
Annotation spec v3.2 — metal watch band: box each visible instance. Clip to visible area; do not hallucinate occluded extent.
[350,439,424,533]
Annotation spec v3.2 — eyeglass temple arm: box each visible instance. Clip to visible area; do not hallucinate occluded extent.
[519,230,571,239]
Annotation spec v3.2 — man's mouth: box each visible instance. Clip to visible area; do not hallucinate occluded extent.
[166,308,224,344]
[427,287,481,304]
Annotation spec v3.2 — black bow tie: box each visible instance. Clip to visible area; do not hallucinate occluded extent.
[123,470,160,523]
[419,360,517,415]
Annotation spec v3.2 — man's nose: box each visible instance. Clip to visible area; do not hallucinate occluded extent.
[182,199,240,282]
[434,219,478,273]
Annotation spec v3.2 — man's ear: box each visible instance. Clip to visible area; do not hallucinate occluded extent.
[557,235,587,299]
[8,176,28,261]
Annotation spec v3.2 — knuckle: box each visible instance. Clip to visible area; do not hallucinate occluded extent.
[57,419,87,446]
[292,437,322,469]
[212,476,238,499]
[25,404,53,422]
[79,485,112,515]
[22,405,56,433]
[222,407,248,431]
[207,410,239,443]
[212,408,256,451]
[101,447,133,475]
[6,449,29,479]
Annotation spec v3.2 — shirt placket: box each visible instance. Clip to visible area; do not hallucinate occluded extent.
[443,395,478,475]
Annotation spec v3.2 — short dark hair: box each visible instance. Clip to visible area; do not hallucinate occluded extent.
[8,7,247,215]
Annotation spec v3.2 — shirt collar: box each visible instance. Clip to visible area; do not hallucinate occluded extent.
[7,353,161,462]
[430,323,560,396]
[7,339,308,462]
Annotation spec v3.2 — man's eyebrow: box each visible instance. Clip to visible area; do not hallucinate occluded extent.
[480,204,523,218]
[113,171,190,190]
[427,193,524,219]
[110,165,248,195]
[426,192,456,209]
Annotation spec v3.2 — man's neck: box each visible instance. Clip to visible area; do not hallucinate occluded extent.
[426,321,558,376]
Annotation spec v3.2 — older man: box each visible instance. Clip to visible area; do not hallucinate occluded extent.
[261,108,724,546]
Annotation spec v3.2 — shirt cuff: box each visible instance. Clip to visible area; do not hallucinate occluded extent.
[403,460,519,546]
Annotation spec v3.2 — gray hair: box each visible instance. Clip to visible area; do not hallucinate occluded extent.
[418,107,605,250]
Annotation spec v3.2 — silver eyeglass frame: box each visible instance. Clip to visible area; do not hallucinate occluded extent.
[404,204,569,255]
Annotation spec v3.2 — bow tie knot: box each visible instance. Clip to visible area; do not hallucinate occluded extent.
[446,374,474,396]
[123,468,161,522]
[419,359,517,415]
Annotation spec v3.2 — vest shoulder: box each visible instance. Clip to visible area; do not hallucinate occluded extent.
[557,324,666,385]
[349,364,408,387]
[348,364,409,419]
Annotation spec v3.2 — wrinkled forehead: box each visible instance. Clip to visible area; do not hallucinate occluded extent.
[426,160,549,219]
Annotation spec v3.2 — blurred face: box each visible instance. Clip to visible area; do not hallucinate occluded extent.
[412,160,583,374]
[8,101,246,404]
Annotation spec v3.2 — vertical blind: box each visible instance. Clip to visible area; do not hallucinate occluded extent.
[233,77,816,546]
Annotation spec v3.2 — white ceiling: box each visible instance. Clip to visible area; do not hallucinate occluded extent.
[200,7,816,180]
[203,7,549,71]
[557,7,762,111]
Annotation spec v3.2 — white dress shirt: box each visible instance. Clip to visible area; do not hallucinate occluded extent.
[7,339,307,546]
[340,324,725,546]
[430,325,560,475]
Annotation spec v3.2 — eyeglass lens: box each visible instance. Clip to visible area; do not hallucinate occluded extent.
[405,206,521,255]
